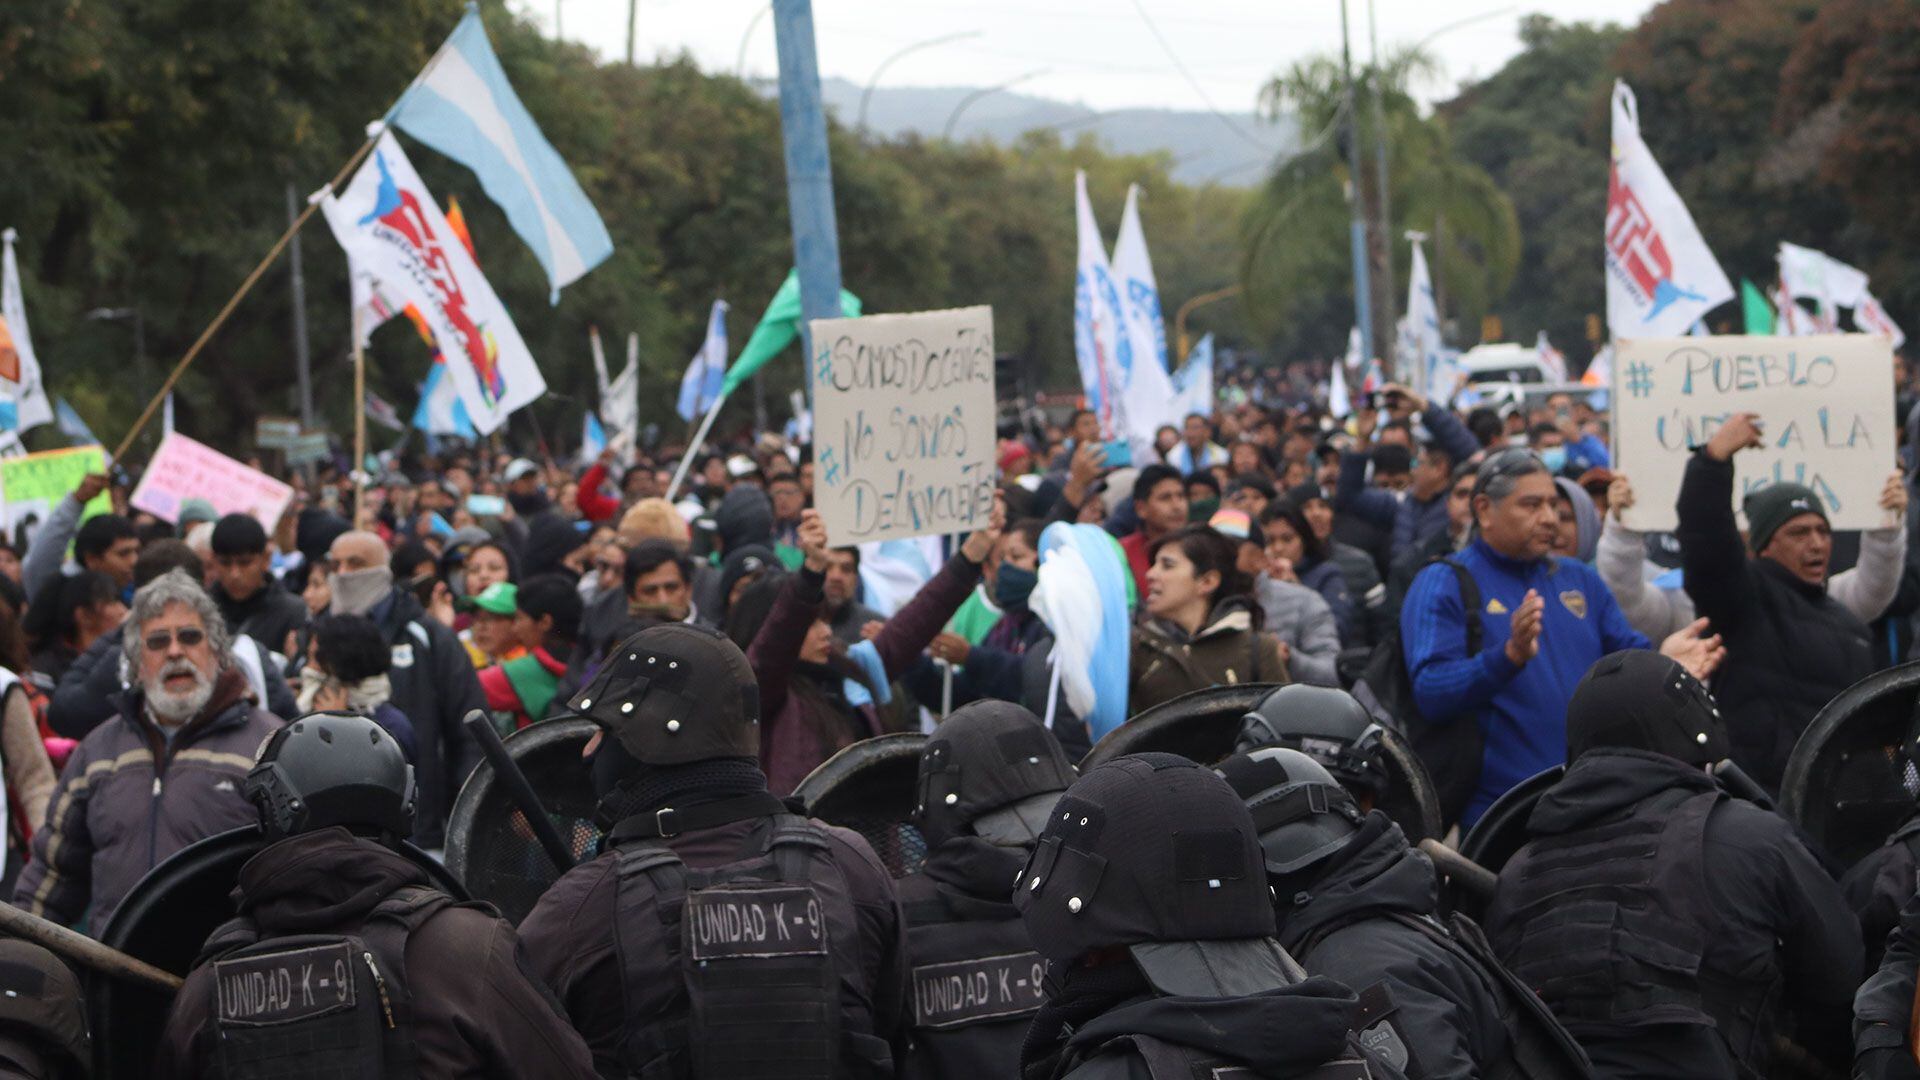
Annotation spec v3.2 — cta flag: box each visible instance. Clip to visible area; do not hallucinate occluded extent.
[1604,81,1732,340]
[677,299,730,422]
[720,270,859,400]
[0,229,53,433]
[322,133,545,436]
[1109,184,1179,455]
[387,7,612,299]
[1171,333,1215,421]
[1073,171,1132,438]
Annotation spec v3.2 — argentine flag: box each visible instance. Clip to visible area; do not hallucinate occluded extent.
[388,5,612,300]
[676,299,729,422]
[413,360,476,439]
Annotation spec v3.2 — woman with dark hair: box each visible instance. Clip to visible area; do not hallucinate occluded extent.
[23,571,125,691]
[452,538,519,667]
[1130,525,1289,712]
[301,614,418,763]
[1260,499,1359,646]
[748,504,1001,794]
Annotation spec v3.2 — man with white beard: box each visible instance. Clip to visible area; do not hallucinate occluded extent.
[14,568,280,929]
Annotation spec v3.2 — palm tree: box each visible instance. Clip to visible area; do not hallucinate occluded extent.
[1241,47,1519,372]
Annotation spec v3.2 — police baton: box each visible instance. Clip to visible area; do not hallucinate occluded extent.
[463,710,578,874]
[0,901,184,993]
[1417,838,1498,899]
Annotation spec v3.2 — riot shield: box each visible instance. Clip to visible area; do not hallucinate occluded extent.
[1780,660,1920,871]
[445,717,602,925]
[1448,765,1565,917]
[1081,683,1445,844]
[91,825,459,1080]
[793,732,929,878]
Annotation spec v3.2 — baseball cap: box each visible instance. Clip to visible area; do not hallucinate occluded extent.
[457,580,518,616]
[503,458,540,483]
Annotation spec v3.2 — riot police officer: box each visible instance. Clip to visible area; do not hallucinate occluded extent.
[898,700,1075,1079]
[154,712,595,1078]
[1217,745,1589,1079]
[1839,703,1920,969]
[1237,683,1391,809]
[1482,651,1861,1079]
[517,623,909,1078]
[1015,751,1402,1079]
[0,940,88,1079]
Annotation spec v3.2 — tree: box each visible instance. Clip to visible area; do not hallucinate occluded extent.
[1243,47,1519,371]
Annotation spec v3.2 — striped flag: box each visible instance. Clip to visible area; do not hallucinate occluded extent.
[387,7,612,299]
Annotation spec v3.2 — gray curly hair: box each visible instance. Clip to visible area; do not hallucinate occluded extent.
[122,568,232,673]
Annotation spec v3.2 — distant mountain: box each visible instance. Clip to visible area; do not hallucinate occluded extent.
[810,77,1296,187]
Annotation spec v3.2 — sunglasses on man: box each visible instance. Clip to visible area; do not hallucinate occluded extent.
[144,628,207,652]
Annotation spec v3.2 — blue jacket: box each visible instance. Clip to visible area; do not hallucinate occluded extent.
[1401,538,1649,825]
[1334,404,1482,551]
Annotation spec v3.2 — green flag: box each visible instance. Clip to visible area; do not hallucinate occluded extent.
[1741,279,1774,335]
[718,269,862,400]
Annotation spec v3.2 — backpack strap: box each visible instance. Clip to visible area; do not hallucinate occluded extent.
[1440,559,1483,654]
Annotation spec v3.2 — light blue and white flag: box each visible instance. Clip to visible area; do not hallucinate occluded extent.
[413,360,476,439]
[54,398,99,448]
[676,299,729,422]
[387,5,613,299]
[580,411,606,465]
[1109,183,1179,459]
[1171,333,1215,420]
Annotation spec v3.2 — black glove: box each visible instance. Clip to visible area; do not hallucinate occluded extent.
[1858,1046,1920,1080]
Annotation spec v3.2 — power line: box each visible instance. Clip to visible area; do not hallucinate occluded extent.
[1122,0,1273,153]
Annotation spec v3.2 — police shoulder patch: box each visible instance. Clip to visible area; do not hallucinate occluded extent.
[911,951,1047,1029]
[215,941,357,1027]
[684,884,827,960]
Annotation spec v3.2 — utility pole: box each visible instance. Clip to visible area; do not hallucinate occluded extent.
[771,0,843,413]
[286,183,313,429]
[1367,0,1397,378]
[626,0,637,65]
[1339,0,1375,368]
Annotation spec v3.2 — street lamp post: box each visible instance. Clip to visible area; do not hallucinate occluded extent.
[858,32,982,133]
[942,70,1047,142]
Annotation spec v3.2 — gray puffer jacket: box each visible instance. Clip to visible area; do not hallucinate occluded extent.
[13,667,279,929]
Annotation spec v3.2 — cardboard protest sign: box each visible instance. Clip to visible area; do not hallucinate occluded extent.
[808,306,997,545]
[0,446,109,553]
[1613,334,1895,533]
[131,432,294,531]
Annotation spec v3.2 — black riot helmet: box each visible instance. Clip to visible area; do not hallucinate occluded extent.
[915,701,1076,848]
[1216,747,1363,877]
[1235,684,1388,800]
[245,711,416,841]
[1565,650,1729,767]
[1015,754,1279,984]
[566,623,759,765]
[0,939,90,1078]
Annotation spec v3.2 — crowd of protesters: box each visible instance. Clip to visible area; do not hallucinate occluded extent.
[0,356,1914,934]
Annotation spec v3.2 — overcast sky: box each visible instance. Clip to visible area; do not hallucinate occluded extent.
[529,0,1659,114]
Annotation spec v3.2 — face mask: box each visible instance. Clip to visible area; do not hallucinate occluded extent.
[995,563,1038,609]
[1540,447,1568,474]
[329,566,394,617]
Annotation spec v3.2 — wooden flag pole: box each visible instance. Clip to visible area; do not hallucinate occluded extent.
[111,133,381,464]
[352,305,368,520]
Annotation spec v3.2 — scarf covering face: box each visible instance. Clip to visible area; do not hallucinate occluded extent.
[329,566,394,617]
[296,672,394,715]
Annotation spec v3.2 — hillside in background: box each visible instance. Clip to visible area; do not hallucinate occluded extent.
[813,76,1297,186]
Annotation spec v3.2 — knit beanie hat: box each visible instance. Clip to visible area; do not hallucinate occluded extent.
[1743,482,1825,553]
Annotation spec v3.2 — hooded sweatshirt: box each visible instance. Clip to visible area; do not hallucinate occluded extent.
[154,828,597,1079]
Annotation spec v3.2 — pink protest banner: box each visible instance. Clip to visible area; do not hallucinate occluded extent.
[130,432,295,530]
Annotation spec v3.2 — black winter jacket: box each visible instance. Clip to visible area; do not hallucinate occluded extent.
[367,588,485,848]
[1677,451,1876,792]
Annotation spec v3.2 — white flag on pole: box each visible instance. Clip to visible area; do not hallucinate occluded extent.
[603,331,640,451]
[1857,290,1906,350]
[1072,171,1131,438]
[1109,183,1180,456]
[320,131,545,436]
[1171,334,1215,421]
[1604,81,1733,340]
[1328,329,1358,418]
[0,229,53,433]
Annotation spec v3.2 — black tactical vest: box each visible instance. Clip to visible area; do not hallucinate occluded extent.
[1298,907,1591,1080]
[1078,1032,1380,1079]
[196,885,454,1080]
[611,813,889,1079]
[1492,785,1778,1067]
[899,878,1046,1080]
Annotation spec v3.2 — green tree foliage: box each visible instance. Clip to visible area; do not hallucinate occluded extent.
[1243,47,1518,367]
[0,1,1245,457]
